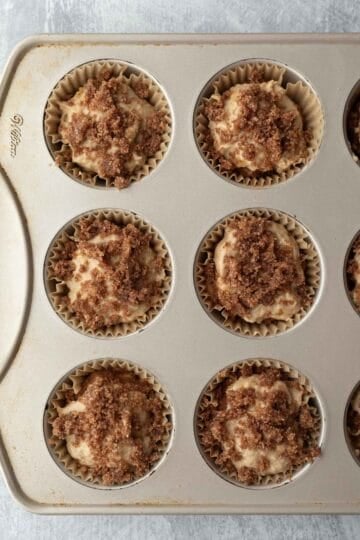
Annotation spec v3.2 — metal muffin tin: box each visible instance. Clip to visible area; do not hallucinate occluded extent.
[0,33,360,514]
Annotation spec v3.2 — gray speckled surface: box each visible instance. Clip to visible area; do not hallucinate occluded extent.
[1,0,360,538]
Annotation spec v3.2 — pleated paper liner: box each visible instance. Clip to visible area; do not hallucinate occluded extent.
[194,208,321,337]
[345,230,360,317]
[45,358,173,488]
[44,59,172,188]
[45,208,172,337]
[195,358,322,489]
[194,60,324,188]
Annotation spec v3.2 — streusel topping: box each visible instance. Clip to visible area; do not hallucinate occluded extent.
[207,216,306,324]
[51,218,165,331]
[52,369,169,485]
[204,77,308,176]
[57,69,166,188]
[199,364,320,485]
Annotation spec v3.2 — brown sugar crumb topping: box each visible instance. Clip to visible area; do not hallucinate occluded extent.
[51,369,169,485]
[347,95,360,160]
[199,365,320,485]
[347,236,360,309]
[206,217,306,318]
[51,218,165,331]
[203,71,308,175]
[57,69,167,188]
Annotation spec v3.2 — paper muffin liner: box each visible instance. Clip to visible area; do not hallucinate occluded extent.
[195,358,322,488]
[194,208,321,337]
[45,209,172,337]
[45,358,173,488]
[44,60,172,188]
[194,61,324,187]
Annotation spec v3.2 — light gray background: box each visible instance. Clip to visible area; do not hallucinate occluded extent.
[1,0,360,538]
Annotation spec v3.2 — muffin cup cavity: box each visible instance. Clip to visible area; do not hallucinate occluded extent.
[194,358,323,489]
[344,79,360,165]
[194,208,321,337]
[45,358,174,488]
[345,381,360,465]
[44,60,172,188]
[345,230,360,316]
[194,60,324,188]
[45,208,172,338]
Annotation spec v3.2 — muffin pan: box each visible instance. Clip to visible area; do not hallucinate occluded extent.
[1,34,360,514]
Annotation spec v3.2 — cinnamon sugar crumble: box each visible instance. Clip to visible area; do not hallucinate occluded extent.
[346,236,360,309]
[57,68,167,188]
[203,69,308,176]
[51,217,165,331]
[51,369,170,485]
[347,95,360,160]
[198,365,320,485]
[347,386,360,461]
[206,216,307,322]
